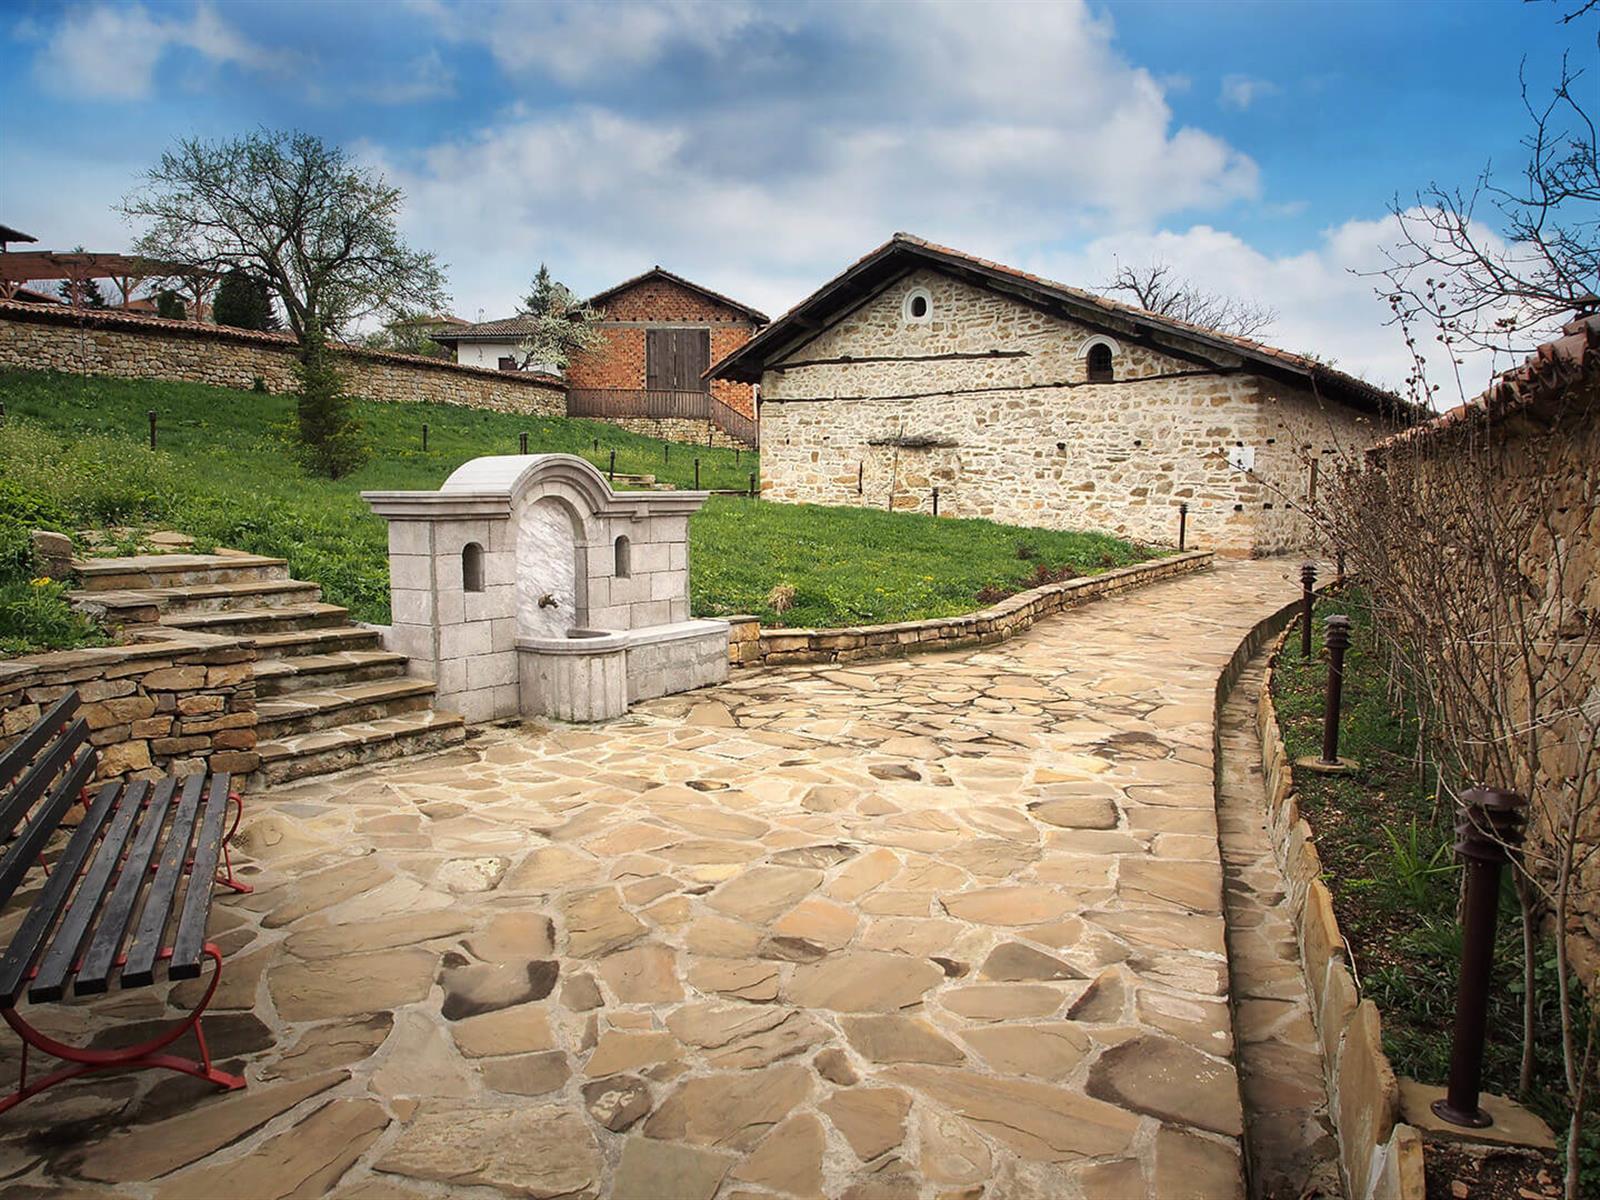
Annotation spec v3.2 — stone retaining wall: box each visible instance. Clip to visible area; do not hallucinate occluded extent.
[1237,615,1424,1200]
[726,551,1213,667]
[0,302,566,416]
[0,628,259,786]
[593,415,747,449]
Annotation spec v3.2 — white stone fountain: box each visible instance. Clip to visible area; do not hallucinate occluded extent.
[363,455,728,723]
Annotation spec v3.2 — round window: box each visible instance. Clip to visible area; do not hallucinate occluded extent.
[902,288,933,324]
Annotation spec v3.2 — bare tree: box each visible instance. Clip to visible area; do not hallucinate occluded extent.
[1381,52,1599,357]
[122,129,447,347]
[1101,260,1278,339]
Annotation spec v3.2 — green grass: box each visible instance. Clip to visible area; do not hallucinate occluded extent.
[1272,592,1595,1188]
[691,498,1154,627]
[0,368,1154,642]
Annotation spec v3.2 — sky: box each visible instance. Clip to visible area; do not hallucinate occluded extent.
[0,0,1589,396]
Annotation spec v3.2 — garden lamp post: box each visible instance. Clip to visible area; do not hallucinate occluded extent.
[1300,562,1317,657]
[1178,502,1188,551]
[1432,788,1527,1129]
[1319,615,1351,765]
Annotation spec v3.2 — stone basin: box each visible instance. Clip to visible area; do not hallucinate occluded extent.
[518,620,730,723]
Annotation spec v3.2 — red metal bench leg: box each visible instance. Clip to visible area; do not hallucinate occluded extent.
[0,944,246,1115]
[214,792,252,894]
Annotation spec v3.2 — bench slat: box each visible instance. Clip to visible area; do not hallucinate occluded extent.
[0,781,121,1006]
[0,693,78,796]
[0,714,88,845]
[121,774,206,987]
[170,774,231,980]
[27,779,149,1003]
[72,778,179,996]
[0,746,95,914]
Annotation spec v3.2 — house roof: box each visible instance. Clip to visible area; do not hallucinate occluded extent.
[0,224,37,246]
[430,314,536,344]
[1372,313,1600,454]
[709,232,1398,412]
[587,266,769,324]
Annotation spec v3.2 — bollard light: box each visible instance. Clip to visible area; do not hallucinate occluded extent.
[608,449,616,481]
[1178,502,1188,551]
[148,409,158,450]
[932,486,940,517]
[519,431,528,455]
[694,458,701,489]
[1320,615,1352,765]
[1433,788,1527,1128]
[422,423,429,451]
[748,473,757,499]
[1300,562,1318,658]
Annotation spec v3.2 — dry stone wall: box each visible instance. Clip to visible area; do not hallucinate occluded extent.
[0,303,566,416]
[0,629,259,784]
[758,268,1373,555]
[726,551,1212,667]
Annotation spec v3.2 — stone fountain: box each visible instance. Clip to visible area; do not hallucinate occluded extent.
[363,454,728,723]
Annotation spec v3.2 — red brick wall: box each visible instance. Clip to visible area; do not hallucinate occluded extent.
[566,277,761,419]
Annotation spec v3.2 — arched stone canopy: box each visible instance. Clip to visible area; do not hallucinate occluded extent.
[1076,334,1122,359]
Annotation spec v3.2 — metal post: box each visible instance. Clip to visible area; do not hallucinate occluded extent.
[1300,562,1317,658]
[1178,502,1188,551]
[608,450,616,482]
[1432,788,1527,1128]
[735,447,741,465]
[857,463,864,495]
[664,442,669,463]
[932,487,940,517]
[748,473,757,499]
[148,410,157,450]
[422,423,429,451]
[593,437,599,452]
[1320,615,1352,765]
[519,431,528,455]
[694,458,700,489]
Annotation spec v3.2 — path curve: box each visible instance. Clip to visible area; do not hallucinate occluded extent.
[2,559,1309,1199]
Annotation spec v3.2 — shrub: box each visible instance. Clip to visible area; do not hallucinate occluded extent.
[294,343,368,479]
[155,289,187,320]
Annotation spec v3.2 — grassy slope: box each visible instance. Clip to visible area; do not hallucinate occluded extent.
[1272,593,1595,1186]
[2,369,1153,631]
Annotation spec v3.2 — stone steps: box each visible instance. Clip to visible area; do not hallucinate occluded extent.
[256,710,467,785]
[249,626,386,659]
[254,650,412,698]
[162,602,352,637]
[75,553,290,592]
[70,549,463,788]
[255,678,438,740]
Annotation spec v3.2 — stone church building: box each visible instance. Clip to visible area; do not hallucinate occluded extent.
[711,234,1400,554]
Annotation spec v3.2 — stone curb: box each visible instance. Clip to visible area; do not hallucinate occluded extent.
[1224,603,1424,1200]
[728,550,1214,668]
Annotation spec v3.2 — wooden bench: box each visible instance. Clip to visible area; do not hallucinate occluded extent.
[0,691,252,1114]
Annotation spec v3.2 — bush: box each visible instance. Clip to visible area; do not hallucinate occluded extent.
[294,343,368,479]
[155,289,187,320]
[0,578,107,656]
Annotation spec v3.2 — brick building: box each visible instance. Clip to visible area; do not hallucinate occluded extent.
[710,234,1403,555]
[566,268,767,434]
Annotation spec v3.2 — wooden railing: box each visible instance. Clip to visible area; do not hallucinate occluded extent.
[566,387,759,447]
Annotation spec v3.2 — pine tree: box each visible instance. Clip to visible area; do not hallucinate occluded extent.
[293,335,367,478]
[57,277,107,308]
[213,268,279,330]
[155,289,187,320]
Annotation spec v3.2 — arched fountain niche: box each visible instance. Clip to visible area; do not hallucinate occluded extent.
[515,495,585,642]
[363,453,729,725]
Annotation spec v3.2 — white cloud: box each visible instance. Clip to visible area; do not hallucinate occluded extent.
[1219,74,1279,111]
[381,0,1260,329]
[359,50,455,105]
[32,2,289,100]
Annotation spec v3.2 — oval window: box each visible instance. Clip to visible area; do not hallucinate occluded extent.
[903,288,933,324]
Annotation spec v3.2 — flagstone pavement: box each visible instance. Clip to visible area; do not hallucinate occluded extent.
[1,559,1311,1200]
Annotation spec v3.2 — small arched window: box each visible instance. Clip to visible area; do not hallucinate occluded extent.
[1086,343,1114,383]
[613,535,632,578]
[902,287,933,325]
[462,542,485,592]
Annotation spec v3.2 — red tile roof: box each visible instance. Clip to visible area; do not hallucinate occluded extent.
[587,266,769,324]
[712,232,1398,412]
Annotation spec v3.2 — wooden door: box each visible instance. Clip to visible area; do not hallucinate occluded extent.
[646,328,711,391]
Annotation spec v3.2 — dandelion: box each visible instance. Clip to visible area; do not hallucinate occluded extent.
[30,577,54,588]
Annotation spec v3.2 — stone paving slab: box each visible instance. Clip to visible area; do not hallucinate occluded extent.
[0,559,1307,1199]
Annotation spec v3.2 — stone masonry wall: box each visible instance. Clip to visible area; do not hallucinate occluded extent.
[727,552,1213,667]
[0,629,259,785]
[757,268,1374,555]
[0,303,566,416]
[592,415,746,449]
[568,277,761,418]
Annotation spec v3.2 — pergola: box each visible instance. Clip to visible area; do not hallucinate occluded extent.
[0,250,217,317]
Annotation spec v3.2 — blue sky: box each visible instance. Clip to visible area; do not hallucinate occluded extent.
[0,0,1587,390]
